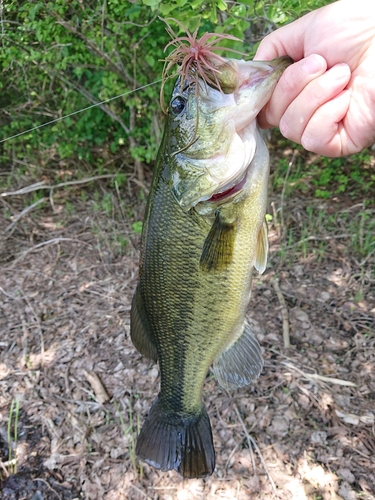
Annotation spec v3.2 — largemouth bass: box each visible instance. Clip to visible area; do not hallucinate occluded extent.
[131,55,292,478]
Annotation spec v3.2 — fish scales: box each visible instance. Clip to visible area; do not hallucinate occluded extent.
[131,55,292,478]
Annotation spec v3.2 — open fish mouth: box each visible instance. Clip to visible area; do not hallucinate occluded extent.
[171,56,293,211]
[207,171,248,203]
[201,62,289,206]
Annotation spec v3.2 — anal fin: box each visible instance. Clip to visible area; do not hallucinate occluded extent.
[254,220,268,274]
[213,322,264,390]
[136,397,215,478]
[130,285,158,361]
[200,211,236,272]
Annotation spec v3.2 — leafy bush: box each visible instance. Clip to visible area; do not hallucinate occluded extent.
[1,0,333,177]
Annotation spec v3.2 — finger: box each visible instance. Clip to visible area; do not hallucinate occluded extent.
[279,63,351,144]
[257,54,327,129]
[300,90,351,156]
[255,30,290,61]
[255,11,316,61]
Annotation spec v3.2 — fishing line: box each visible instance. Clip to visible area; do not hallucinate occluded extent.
[0,79,162,145]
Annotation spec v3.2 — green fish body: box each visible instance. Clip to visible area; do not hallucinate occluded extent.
[131,56,292,478]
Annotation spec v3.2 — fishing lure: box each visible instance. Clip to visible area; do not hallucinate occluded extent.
[160,18,245,112]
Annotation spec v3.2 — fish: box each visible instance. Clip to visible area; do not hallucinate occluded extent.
[130,55,292,478]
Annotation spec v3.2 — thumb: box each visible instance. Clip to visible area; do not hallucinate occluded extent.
[255,15,313,62]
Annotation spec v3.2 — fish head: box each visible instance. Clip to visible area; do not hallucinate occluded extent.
[164,56,292,212]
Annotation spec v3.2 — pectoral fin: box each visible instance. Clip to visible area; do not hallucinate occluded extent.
[130,285,158,361]
[213,322,263,390]
[200,212,236,272]
[254,220,268,274]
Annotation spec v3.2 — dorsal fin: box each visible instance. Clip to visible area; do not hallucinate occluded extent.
[130,285,158,361]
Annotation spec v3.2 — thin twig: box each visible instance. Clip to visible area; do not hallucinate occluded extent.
[0,458,9,478]
[225,441,241,472]
[359,208,365,254]
[272,278,290,348]
[233,402,256,474]
[114,180,126,221]
[9,238,89,268]
[148,486,178,490]
[122,13,158,28]
[47,68,131,134]
[32,478,62,500]
[54,14,138,87]
[282,361,357,387]
[339,202,365,213]
[1,181,46,196]
[283,233,351,250]
[0,174,116,197]
[5,197,46,232]
[343,444,372,459]
[131,177,149,194]
[233,403,277,495]
[0,286,19,300]
[248,405,268,433]
[130,484,152,499]
[359,246,375,267]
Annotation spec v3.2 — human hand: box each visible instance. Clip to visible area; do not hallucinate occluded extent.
[255,1,375,157]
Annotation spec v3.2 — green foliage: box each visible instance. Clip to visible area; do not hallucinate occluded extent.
[269,134,375,266]
[6,399,20,476]
[311,153,375,199]
[1,0,333,176]
[114,399,143,479]
[132,221,143,234]
[1,0,168,170]
[272,142,374,200]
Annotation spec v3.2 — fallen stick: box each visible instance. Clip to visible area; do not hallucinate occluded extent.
[272,278,291,348]
[282,361,357,387]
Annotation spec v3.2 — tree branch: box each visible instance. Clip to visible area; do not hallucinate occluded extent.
[50,11,139,88]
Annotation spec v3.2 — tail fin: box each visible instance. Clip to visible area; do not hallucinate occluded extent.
[136,397,215,478]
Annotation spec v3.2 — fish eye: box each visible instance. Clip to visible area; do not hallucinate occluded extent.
[170,96,186,115]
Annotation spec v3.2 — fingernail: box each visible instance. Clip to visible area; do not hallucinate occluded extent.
[301,55,325,75]
[279,118,290,139]
[301,136,317,153]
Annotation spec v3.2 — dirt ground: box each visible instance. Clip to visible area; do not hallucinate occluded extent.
[0,143,374,500]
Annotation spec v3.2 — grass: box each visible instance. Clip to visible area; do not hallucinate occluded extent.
[132,221,143,234]
[271,137,375,200]
[269,200,375,267]
[2,399,20,478]
[114,400,143,480]
[268,146,375,280]
[1,133,374,498]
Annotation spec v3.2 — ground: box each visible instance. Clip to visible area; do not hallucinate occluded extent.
[0,140,374,500]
